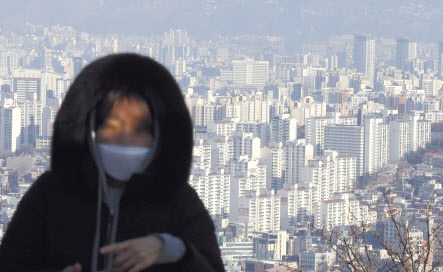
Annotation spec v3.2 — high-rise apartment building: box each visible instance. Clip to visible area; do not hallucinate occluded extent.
[363,115,389,174]
[44,48,53,68]
[315,193,376,230]
[191,101,215,126]
[233,132,261,160]
[234,98,270,123]
[17,99,43,146]
[0,107,21,152]
[233,189,280,234]
[278,183,318,227]
[260,142,285,190]
[209,138,234,169]
[270,113,297,143]
[0,52,19,76]
[193,139,212,167]
[388,114,432,164]
[421,79,438,97]
[190,169,230,217]
[207,121,236,137]
[324,125,365,176]
[416,120,431,150]
[13,78,41,101]
[305,117,334,155]
[389,120,410,164]
[284,139,314,184]
[232,172,267,200]
[335,155,357,192]
[232,59,269,88]
[236,121,270,147]
[396,37,417,71]
[354,34,375,84]
[301,151,338,202]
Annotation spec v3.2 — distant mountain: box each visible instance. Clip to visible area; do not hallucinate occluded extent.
[0,0,441,43]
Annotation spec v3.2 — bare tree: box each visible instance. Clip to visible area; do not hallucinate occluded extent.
[314,192,442,272]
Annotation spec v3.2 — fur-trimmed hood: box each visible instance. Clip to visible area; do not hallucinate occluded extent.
[51,53,194,204]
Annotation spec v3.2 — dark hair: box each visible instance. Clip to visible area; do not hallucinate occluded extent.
[94,89,154,133]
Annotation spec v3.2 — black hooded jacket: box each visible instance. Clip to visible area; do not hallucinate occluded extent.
[0,53,225,272]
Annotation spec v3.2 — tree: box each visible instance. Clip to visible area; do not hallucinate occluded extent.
[314,192,442,272]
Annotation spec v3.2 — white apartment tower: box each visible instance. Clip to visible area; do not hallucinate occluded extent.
[209,138,234,168]
[270,113,297,144]
[389,120,410,164]
[191,103,215,126]
[409,113,421,152]
[284,139,314,185]
[193,139,212,166]
[207,121,236,137]
[233,98,270,123]
[278,183,318,227]
[388,114,432,163]
[315,193,376,230]
[232,59,269,88]
[305,117,334,155]
[189,169,230,217]
[17,99,43,145]
[0,52,19,76]
[363,116,389,174]
[231,173,267,199]
[421,79,438,97]
[260,142,285,190]
[335,155,357,192]
[233,189,280,234]
[233,132,261,160]
[416,120,431,150]
[301,154,336,202]
[301,150,357,203]
[173,59,186,77]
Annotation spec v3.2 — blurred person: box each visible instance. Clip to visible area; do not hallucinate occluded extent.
[0,53,225,272]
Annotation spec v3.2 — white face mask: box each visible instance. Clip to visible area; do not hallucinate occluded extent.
[97,143,151,181]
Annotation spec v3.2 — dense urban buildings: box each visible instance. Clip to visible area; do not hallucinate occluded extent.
[0,24,441,271]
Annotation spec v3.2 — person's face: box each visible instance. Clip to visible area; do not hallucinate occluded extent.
[96,97,154,147]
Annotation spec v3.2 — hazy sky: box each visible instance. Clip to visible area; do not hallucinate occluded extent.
[0,0,441,42]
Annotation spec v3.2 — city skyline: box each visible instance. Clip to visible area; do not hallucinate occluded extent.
[0,0,442,45]
[0,16,441,271]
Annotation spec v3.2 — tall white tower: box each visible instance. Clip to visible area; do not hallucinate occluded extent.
[354,34,375,85]
[363,115,389,174]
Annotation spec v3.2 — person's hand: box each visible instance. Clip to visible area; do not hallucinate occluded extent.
[60,262,82,272]
[100,235,164,272]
